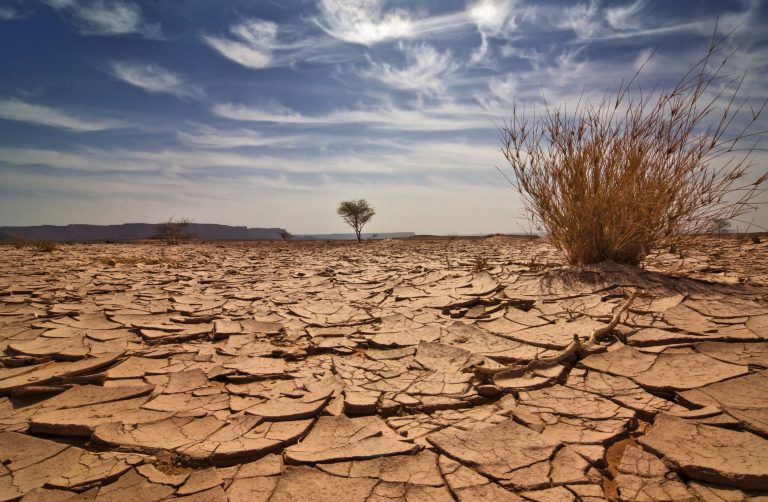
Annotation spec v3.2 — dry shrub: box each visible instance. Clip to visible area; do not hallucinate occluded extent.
[32,241,57,252]
[9,236,28,249]
[500,31,767,265]
[471,256,489,272]
[156,216,193,245]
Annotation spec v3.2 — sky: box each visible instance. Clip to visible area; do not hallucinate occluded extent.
[0,0,766,235]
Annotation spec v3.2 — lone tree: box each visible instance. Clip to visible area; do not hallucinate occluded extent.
[337,199,375,243]
[499,30,767,265]
[279,229,293,241]
[156,216,193,245]
[709,218,731,237]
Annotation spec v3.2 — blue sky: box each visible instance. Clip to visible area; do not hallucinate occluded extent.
[0,0,766,234]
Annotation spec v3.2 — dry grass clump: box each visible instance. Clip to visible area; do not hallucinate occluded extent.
[156,216,193,245]
[32,241,57,252]
[500,32,767,265]
[9,236,28,249]
[3,238,57,252]
[471,256,490,272]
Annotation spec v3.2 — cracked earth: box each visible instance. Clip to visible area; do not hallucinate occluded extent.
[1,235,767,501]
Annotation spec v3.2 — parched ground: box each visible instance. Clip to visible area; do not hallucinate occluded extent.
[1,236,767,501]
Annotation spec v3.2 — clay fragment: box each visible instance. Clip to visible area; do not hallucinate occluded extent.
[639,414,768,491]
[284,415,420,464]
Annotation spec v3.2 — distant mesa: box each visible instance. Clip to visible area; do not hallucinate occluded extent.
[0,223,284,242]
[0,224,415,242]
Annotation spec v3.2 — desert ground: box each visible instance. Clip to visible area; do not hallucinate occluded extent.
[1,235,767,501]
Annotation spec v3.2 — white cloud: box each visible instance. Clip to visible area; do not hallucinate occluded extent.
[0,134,503,177]
[109,61,203,99]
[468,0,518,63]
[559,1,603,38]
[499,45,545,67]
[605,0,645,31]
[204,19,278,70]
[0,99,117,131]
[46,0,161,38]
[361,43,459,94]
[525,0,710,42]
[212,103,308,124]
[177,127,300,149]
[314,0,518,51]
[487,76,518,104]
[315,0,413,45]
[212,101,501,132]
[470,0,514,35]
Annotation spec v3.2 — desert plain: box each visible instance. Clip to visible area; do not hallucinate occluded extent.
[1,235,767,501]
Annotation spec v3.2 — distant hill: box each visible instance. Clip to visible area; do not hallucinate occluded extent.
[0,223,285,242]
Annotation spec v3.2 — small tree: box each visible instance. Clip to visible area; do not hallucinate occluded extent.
[337,199,375,243]
[709,218,730,237]
[279,229,293,241]
[156,216,192,245]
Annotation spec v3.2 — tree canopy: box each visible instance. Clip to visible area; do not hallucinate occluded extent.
[337,199,375,242]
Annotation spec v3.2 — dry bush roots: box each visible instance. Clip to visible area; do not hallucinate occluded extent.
[470,289,639,380]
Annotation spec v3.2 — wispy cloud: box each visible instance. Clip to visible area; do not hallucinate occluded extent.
[518,0,717,42]
[605,0,645,31]
[361,43,459,95]
[212,101,500,131]
[315,0,413,45]
[177,126,300,149]
[0,134,503,176]
[558,1,603,38]
[314,0,518,50]
[204,18,278,69]
[467,0,518,63]
[0,6,18,20]
[0,99,118,131]
[109,61,203,99]
[45,0,161,38]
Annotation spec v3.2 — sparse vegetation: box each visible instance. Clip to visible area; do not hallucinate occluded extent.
[709,218,731,236]
[156,217,193,245]
[500,31,767,265]
[337,199,375,243]
[279,229,293,241]
[32,240,57,252]
[9,236,28,249]
[471,256,489,272]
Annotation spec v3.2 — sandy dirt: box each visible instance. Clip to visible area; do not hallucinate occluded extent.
[1,235,767,501]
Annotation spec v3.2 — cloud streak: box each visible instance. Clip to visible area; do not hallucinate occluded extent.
[212,101,501,132]
[361,43,459,95]
[0,99,119,131]
[315,0,414,45]
[109,61,203,99]
[176,126,300,149]
[45,0,161,37]
[204,18,278,69]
